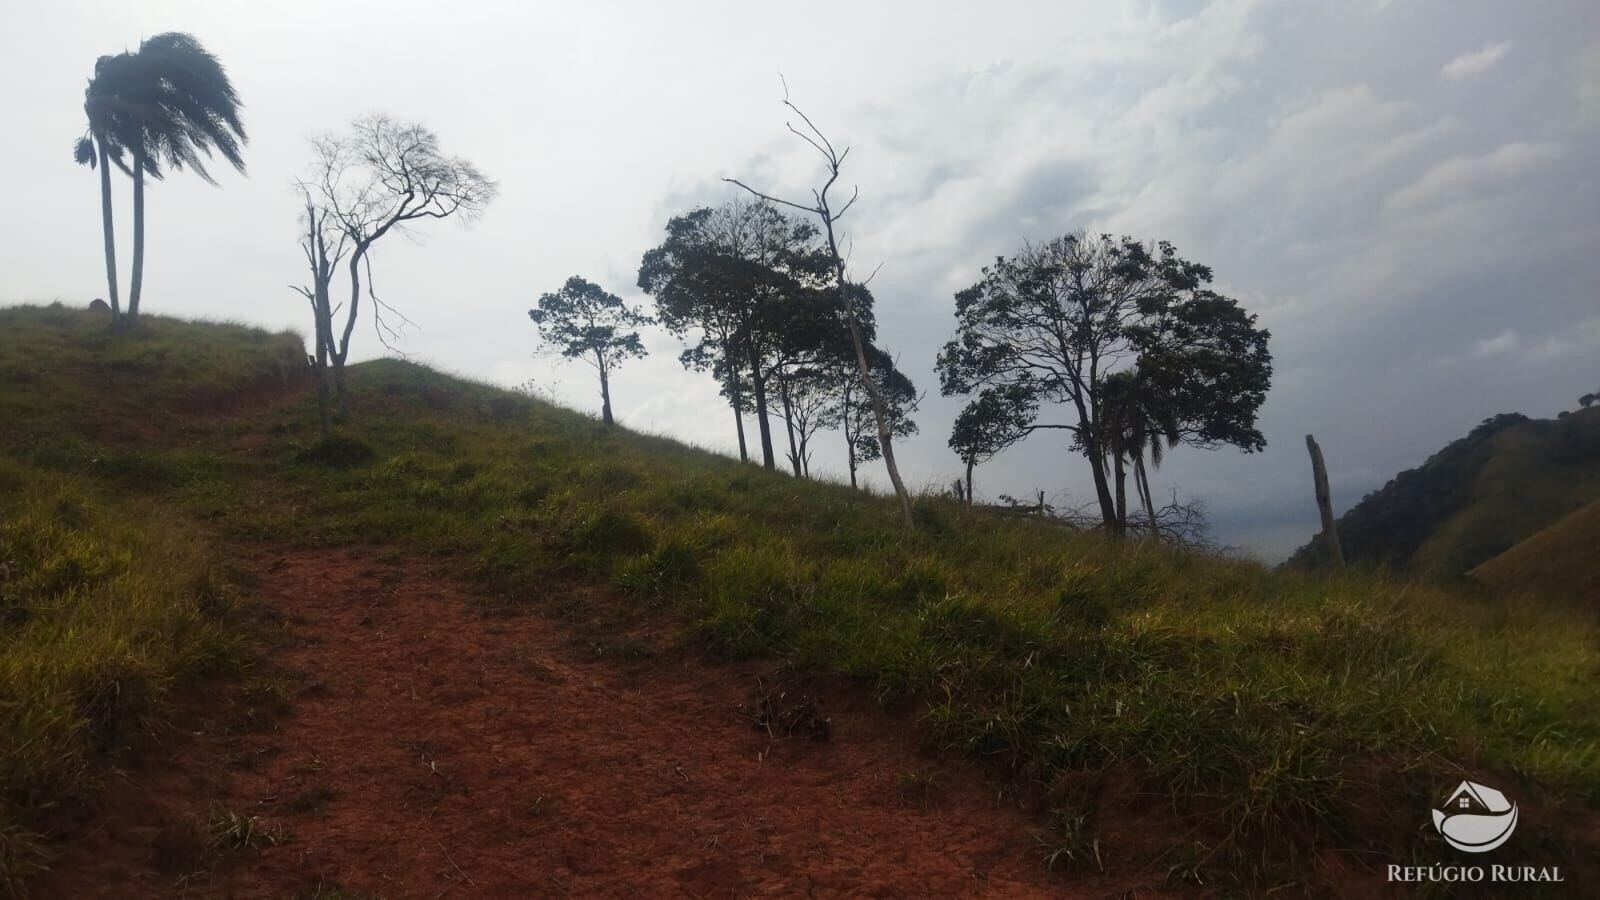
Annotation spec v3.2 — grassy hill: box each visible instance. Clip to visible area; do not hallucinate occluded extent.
[3,304,1599,892]
[1288,407,1600,579]
[1470,498,1600,607]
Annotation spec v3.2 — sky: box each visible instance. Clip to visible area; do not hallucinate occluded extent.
[3,0,1597,561]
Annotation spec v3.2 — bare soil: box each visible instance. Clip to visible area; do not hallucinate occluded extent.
[40,547,1164,897]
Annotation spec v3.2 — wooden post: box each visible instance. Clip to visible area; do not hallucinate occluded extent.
[1305,434,1344,568]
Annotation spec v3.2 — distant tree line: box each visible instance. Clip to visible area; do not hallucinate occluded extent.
[71,34,1275,539]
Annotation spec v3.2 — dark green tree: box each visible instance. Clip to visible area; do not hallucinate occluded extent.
[1099,370,1180,532]
[948,384,1034,505]
[832,346,919,490]
[767,282,860,477]
[938,231,1270,534]
[638,199,826,469]
[75,33,247,326]
[528,276,652,426]
[726,91,917,527]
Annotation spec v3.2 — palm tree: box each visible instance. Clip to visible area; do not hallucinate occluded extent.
[1127,403,1181,536]
[75,55,140,325]
[76,34,246,325]
[1103,371,1181,536]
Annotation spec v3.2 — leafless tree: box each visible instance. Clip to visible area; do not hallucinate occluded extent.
[725,87,915,528]
[292,115,496,431]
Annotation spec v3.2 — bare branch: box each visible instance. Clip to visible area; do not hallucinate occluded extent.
[722,178,820,215]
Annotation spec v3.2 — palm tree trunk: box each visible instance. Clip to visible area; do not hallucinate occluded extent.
[1113,449,1128,528]
[1136,454,1158,536]
[127,147,147,323]
[95,137,122,325]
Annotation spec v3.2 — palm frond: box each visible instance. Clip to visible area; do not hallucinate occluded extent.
[80,32,247,186]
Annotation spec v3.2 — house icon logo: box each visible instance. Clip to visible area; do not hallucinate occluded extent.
[1432,780,1518,853]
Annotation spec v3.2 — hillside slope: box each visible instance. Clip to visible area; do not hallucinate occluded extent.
[1288,407,1600,578]
[1470,497,1600,606]
[4,304,1599,893]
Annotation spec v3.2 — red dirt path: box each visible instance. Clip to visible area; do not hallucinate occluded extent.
[41,547,1142,898]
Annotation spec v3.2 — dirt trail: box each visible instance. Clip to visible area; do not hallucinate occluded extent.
[42,548,1121,898]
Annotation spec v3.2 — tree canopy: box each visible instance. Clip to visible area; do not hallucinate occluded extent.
[937,231,1271,532]
[529,276,652,426]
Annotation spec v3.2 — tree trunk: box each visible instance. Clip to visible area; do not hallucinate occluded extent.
[823,229,912,527]
[95,136,121,326]
[314,358,332,439]
[965,458,975,506]
[727,369,748,463]
[127,148,146,323]
[1114,450,1128,528]
[748,343,775,470]
[1074,401,1120,533]
[1306,434,1344,567]
[598,354,615,426]
[779,376,801,477]
[1135,454,1158,536]
[332,361,349,420]
[313,288,333,438]
[846,431,858,489]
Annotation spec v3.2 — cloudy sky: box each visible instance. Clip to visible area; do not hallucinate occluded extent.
[4,0,1597,560]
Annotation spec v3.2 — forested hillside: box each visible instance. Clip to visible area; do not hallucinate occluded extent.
[1288,407,1600,578]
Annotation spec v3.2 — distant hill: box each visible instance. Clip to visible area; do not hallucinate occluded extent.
[1470,497,1600,605]
[1288,406,1600,578]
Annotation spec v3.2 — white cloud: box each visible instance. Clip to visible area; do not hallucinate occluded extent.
[1471,329,1520,357]
[1525,318,1600,362]
[1438,320,1600,368]
[1442,41,1512,80]
[1385,141,1563,213]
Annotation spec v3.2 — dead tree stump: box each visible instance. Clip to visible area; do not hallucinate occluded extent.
[1305,434,1344,568]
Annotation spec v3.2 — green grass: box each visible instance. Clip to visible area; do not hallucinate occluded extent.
[1411,408,1600,578]
[0,464,249,888]
[2,304,1598,892]
[1471,498,1600,606]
